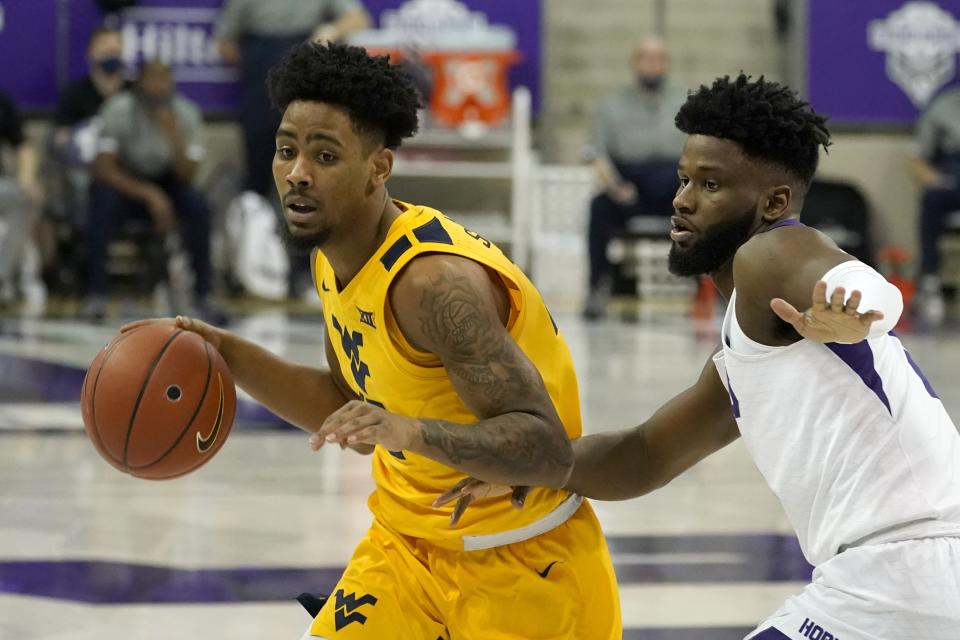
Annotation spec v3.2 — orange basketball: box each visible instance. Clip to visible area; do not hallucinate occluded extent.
[80,323,236,480]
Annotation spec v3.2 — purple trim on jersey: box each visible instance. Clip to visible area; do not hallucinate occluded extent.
[888,330,940,399]
[724,371,741,418]
[763,219,804,232]
[824,341,892,415]
[750,628,792,639]
[904,350,939,399]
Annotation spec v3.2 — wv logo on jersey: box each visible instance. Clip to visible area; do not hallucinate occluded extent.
[357,306,376,329]
[333,589,377,631]
[331,314,370,392]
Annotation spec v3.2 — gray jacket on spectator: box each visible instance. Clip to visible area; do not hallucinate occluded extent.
[97,91,205,180]
[588,84,689,163]
[215,0,363,39]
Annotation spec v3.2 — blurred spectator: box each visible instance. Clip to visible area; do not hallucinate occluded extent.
[214,0,371,199]
[46,26,128,291]
[910,86,960,325]
[55,27,127,132]
[214,0,371,299]
[87,61,214,320]
[0,89,43,308]
[582,36,688,320]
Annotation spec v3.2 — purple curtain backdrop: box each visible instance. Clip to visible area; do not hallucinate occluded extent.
[0,0,541,115]
[808,0,960,125]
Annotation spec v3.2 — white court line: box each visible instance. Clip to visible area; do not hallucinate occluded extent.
[0,399,265,431]
[0,584,806,638]
[0,595,308,640]
[0,403,84,431]
[619,582,805,627]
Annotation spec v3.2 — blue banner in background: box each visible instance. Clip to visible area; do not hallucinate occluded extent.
[68,0,239,114]
[0,0,540,116]
[0,0,60,110]
[808,0,960,126]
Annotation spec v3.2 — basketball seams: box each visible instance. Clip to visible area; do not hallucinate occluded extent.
[121,329,185,469]
[87,325,150,465]
[126,336,214,470]
[81,324,236,480]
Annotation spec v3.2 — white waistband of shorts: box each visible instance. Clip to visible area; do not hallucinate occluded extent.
[461,493,583,551]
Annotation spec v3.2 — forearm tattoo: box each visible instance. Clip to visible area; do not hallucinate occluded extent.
[415,270,572,481]
[420,415,571,478]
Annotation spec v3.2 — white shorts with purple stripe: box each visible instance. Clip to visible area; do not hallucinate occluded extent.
[745,537,960,640]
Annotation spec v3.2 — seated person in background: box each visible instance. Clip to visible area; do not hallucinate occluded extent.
[910,85,960,325]
[0,89,43,307]
[582,36,688,320]
[87,60,214,320]
[49,26,128,252]
[55,26,127,134]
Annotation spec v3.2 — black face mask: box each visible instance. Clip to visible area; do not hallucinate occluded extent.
[638,75,664,92]
[97,57,124,74]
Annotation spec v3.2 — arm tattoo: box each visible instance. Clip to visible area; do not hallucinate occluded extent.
[420,415,572,481]
[412,269,573,484]
[418,272,532,413]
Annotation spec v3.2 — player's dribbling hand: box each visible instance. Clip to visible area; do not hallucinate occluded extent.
[120,316,223,350]
[770,280,884,344]
[310,400,418,453]
[433,477,530,526]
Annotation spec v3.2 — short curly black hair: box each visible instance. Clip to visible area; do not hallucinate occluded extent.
[675,74,831,189]
[267,42,420,150]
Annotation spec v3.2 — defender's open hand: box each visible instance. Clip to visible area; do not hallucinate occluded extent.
[434,477,529,526]
[770,281,884,344]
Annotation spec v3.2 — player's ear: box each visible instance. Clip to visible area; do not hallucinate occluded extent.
[761,184,792,223]
[369,146,394,190]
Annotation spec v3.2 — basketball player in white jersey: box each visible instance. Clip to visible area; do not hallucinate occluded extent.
[439,74,960,638]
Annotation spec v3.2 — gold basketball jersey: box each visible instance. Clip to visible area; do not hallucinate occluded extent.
[314,201,582,543]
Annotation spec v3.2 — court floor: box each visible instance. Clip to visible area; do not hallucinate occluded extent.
[2,301,958,640]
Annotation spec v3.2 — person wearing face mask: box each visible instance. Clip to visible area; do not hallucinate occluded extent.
[85,60,216,322]
[55,27,128,134]
[49,28,129,298]
[582,36,689,320]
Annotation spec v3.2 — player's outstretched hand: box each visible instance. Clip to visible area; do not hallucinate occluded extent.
[120,316,223,350]
[433,477,529,526]
[770,281,884,344]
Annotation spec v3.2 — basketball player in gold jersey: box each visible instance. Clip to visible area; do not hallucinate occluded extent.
[130,42,620,639]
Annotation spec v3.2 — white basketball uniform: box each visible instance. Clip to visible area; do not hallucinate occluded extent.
[714,263,960,639]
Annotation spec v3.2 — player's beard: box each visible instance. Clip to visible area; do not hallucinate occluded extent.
[279,223,331,256]
[668,207,756,276]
